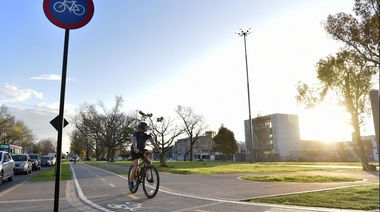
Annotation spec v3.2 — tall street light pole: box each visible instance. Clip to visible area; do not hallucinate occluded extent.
[237,28,254,162]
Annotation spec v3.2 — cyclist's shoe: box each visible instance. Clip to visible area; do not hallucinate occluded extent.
[129,180,135,189]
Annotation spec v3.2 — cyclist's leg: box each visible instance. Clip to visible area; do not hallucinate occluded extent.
[130,159,138,181]
[129,151,140,182]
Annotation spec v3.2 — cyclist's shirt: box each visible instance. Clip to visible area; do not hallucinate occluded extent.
[131,131,151,151]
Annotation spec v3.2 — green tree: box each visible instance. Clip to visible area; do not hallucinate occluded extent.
[0,105,35,149]
[213,125,238,161]
[69,129,87,159]
[296,50,377,171]
[324,0,379,65]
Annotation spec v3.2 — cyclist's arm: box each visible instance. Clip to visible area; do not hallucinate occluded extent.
[131,136,139,152]
[148,137,159,150]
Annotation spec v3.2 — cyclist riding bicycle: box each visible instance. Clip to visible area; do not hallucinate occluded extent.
[129,121,159,189]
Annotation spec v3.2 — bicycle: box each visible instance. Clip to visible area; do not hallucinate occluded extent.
[53,0,85,16]
[127,150,160,198]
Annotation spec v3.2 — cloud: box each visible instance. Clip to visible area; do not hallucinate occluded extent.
[30,74,76,81]
[31,74,61,80]
[7,106,73,153]
[34,102,60,112]
[0,84,43,103]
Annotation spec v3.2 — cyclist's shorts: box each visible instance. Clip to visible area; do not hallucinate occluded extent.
[131,149,148,160]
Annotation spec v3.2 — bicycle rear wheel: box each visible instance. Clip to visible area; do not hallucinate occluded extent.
[142,165,160,198]
[127,165,139,193]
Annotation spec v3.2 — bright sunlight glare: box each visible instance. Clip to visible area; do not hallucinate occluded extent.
[298,102,353,142]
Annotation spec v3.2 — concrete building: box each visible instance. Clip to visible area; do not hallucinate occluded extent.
[244,113,301,161]
[173,131,214,161]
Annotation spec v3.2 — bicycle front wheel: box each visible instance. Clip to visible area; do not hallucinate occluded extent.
[142,165,160,198]
[127,165,139,193]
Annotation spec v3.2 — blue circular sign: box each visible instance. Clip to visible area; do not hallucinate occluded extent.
[43,0,94,29]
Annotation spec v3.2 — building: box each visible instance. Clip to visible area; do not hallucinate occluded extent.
[244,113,301,161]
[173,131,214,161]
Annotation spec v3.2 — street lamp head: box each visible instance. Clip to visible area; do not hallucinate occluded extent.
[236,28,252,37]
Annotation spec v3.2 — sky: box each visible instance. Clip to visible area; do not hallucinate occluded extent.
[0,0,377,154]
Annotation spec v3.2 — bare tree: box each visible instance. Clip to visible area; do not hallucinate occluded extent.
[38,138,57,155]
[72,96,134,161]
[140,111,184,166]
[175,106,206,162]
[73,103,105,160]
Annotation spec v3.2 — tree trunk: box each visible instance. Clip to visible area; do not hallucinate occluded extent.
[159,151,167,167]
[352,115,370,171]
[109,149,115,162]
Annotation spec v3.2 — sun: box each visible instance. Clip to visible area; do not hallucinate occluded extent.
[298,103,353,142]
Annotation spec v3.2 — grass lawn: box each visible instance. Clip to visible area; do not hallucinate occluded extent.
[29,162,72,181]
[249,184,379,211]
[241,174,360,182]
[86,160,365,175]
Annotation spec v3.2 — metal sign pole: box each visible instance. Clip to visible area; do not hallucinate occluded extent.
[54,28,70,212]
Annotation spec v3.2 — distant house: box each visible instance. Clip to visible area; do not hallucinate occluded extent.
[173,131,214,161]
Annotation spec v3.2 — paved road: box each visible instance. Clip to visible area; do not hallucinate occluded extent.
[0,166,48,192]
[0,163,378,212]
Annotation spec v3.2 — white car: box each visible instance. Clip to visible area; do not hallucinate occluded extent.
[0,151,15,184]
[12,154,32,174]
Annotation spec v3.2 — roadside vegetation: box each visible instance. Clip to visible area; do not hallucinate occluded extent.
[241,174,359,183]
[249,184,379,211]
[86,161,364,175]
[28,162,72,181]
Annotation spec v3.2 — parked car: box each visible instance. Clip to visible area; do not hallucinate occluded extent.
[29,154,41,171]
[51,156,56,165]
[41,156,54,166]
[11,154,32,174]
[0,151,15,184]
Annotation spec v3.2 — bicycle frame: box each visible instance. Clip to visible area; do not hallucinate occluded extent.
[62,0,77,9]
[128,151,160,198]
[135,157,151,184]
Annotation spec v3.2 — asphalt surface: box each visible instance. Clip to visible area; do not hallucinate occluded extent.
[0,162,378,212]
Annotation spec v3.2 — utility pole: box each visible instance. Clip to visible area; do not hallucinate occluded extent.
[237,28,255,162]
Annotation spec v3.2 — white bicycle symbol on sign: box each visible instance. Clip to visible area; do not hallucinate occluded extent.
[54,0,85,16]
[108,202,143,211]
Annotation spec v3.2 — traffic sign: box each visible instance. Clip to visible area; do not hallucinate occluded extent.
[43,0,94,29]
[50,115,69,131]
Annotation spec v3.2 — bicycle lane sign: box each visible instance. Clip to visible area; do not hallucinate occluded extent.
[43,0,94,29]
